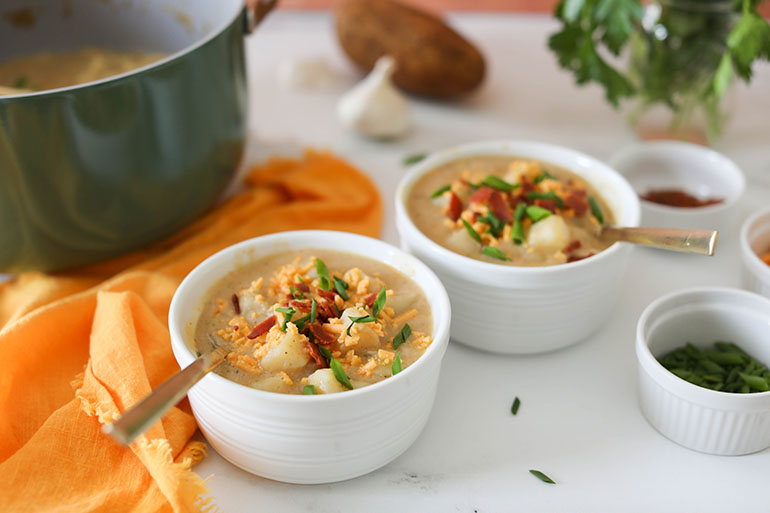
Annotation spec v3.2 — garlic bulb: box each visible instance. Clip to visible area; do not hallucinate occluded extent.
[337,55,410,139]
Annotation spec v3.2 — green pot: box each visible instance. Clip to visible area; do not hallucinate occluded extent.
[0,0,274,272]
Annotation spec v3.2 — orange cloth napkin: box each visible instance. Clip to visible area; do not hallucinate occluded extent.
[0,151,382,512]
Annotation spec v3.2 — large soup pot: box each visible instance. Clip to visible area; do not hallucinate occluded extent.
[0,0,275,272]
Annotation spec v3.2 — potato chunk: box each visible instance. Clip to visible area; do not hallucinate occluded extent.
[260,326,311,372]
[308,368,348,394]
[446,227,480,255]
[340,307,380,350]
[527,215,570,254]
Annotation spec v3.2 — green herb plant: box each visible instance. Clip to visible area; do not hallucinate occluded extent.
[549,0,770,140]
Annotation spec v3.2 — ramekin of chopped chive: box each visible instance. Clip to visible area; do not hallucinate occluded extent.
[636,287,770,456]
[658,342,770,393]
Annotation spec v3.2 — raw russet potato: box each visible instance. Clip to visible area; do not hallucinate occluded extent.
[335,0,486,99]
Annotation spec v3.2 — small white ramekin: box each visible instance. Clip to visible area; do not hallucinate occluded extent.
[636,287,770,456]
[169,230,451,484]
[740,207,770,300]
[609,141,745,233]
[395,139,640,354]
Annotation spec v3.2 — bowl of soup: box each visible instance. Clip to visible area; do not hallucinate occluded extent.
[169,230,451,483]
[395,139,640,354]
[0,0,274,272]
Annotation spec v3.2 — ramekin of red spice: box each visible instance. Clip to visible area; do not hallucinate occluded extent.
[609,141,745,232]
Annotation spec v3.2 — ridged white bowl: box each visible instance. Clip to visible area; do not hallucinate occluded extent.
[395,140,640,354]
[609,141,745,233]
[169,230,451,483]
[636,287,770,455]
[740,207,770,299]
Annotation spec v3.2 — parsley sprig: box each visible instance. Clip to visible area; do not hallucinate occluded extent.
[549,0,770,139]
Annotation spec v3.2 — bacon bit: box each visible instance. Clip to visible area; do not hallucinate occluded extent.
[289,299,312,311]
[488,190,513,223]
[564,194,589,216]
[316,300,339,321]
[508,195,525,210]
[567,252,595,263]
[447,191,462,221]
[231,293,241,314]
[470,211,480,222]
[306,340,328,368]
[469,186,494,204]
[317,289,337,302]
[247,315,276,339]
[309,323,336,345]
[296,282,310,293]
[563,240,582,254]
[363,292,377,308]
[535,199,559,212]
[519,179,535,194]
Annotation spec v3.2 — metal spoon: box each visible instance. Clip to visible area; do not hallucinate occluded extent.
[102,346,227,445]
[599,226,719,256]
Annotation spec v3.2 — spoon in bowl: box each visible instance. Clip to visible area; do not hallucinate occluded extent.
[102,345,228,445]
[598,226,718,256]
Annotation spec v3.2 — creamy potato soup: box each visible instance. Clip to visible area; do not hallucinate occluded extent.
[0,48,164,92]
[407,156,615,266]
[192,250,433,395]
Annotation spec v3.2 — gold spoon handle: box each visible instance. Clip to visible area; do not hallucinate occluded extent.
[600,227,719,256]
[102,347,227,445]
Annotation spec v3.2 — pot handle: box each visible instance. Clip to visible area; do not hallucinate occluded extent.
[245,0,278,33]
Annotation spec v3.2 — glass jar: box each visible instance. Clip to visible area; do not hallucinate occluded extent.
[627,0,737,144]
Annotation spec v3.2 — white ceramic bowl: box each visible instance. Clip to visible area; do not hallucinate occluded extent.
[169,230,451,484]
[609,141,745,233]
[636,287,770,455]
[740,207,770,299]
[395,139,640,354]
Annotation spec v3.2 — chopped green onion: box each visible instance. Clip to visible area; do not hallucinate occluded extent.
[310,299,317,324]
[403,153,427,166]
[318,345,332,362]
[431,184,451,198]
[482,245,511,261]
[512,202,526,245]
[315,257,331,290]
[275,307,295,332]
[372,286,387,317]
[303,384,316,395]
[588,197,604,224]
[527,191,564,209]
[13,76,28,89]
[330,358,353,389]
[529,470,556,484]
[525,205,552,222]
[478,211,504,237]
[740,372,770,392]
[293,313,311,332]
[392,352,402,375]
[481,175,519,193]
[333,276,350,300]
[392,323,412,349]
[511,396,521,415]
[462,218,482,243]
[346,314,376,336]
[533,169,556,184]
[290,285,304,300]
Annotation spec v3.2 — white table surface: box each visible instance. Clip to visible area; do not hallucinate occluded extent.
[196,11,770,511]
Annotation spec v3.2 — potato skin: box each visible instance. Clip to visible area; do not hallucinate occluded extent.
[335,0,486,99]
